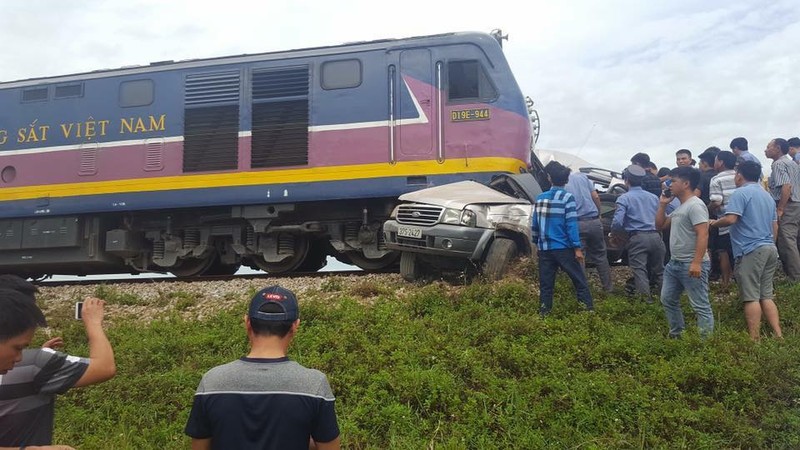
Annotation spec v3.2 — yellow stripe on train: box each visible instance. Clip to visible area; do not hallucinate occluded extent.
[0,157,526,201]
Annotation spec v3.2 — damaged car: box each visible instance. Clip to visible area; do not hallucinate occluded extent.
[383,173,543,281]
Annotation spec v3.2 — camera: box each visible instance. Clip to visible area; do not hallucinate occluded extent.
[74,302,83,320]
[662,188,673,198]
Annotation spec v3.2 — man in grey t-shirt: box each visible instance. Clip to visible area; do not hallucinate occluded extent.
[656,166,714,338]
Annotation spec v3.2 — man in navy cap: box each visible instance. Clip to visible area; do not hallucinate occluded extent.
[611,165,665,302]
[185,285,340,450]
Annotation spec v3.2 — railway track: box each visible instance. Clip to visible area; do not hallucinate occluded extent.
[36,269,373,287]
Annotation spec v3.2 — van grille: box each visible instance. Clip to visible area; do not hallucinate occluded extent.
[396,205,442,226]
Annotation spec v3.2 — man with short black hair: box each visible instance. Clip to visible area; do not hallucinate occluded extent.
[696,147,720,204]
[0,278,116,450]
[630,152,662,197]
[711,161,782,340]
[765,137,800,281]
[789,137,800,164]
[656,166,714,338]
[185,285,340,450]
[709,151,738,287]
[730,137,760,165]
[611,165,665,302]
[676,149,693,167]
[532,161,594,316]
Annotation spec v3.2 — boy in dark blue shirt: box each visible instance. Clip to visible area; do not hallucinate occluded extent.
[532,161,594,316]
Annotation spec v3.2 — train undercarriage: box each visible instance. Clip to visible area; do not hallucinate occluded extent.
[0,199,398,279]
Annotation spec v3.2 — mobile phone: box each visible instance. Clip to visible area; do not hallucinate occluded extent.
[663,188,673,198]
[75,302,83,320]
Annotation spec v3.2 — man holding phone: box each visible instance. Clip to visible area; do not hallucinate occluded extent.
[0,277,116,449]
[656,166,715,338]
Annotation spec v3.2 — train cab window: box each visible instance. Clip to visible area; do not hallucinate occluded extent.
[55,83,84,99]
[447,60,497,102]
[21,87,48,103]
[119,79,155,107]
[321,59,362,90]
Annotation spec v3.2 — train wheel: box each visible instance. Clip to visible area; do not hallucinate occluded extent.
[345,250,399,271]
[251,235,310,274]
[169,251,217,278]
[294,239,328,273]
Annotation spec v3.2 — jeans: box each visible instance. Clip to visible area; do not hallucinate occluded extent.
[660,259,714,337]
[538,248,594,315]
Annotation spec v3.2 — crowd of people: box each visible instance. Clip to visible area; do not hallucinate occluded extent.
[2,136,798,449]
[533,136,800,341]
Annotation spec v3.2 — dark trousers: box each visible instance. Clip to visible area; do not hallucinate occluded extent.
[538,248,594,315]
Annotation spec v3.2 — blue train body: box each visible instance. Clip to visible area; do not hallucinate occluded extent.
[0,31,534,276]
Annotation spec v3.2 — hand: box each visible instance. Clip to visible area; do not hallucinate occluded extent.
[659,194,673,205]
[688,261,702,278]
[574,248,585,263]
[708,220,717,229]
[81,297,106,328]
[42,337,64,349]
[778,208,784,219]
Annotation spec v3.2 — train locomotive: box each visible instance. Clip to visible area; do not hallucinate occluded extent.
[0,31,532,278]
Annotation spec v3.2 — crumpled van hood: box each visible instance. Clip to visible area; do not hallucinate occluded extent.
[398,181,530,209]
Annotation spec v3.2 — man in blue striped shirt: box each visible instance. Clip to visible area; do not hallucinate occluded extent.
[532,161,594,316]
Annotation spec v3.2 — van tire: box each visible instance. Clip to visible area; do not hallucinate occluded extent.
[482,238,517,280]
[400,252,420,282]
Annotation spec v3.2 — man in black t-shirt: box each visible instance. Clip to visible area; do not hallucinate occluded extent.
[185,285,340,450]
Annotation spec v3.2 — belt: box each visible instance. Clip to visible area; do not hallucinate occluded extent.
[628,230,659,236]
[578,215,599,221]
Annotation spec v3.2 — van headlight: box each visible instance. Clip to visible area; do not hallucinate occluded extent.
[441,208,477,227]
[441,208,462,225]
[460,209,477,227]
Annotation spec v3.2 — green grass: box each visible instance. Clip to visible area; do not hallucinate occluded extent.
[42,274,800,449]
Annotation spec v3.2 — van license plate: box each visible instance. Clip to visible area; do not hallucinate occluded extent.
[397,226,423,239]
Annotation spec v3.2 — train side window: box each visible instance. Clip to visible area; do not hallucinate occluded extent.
[21,87,48,103]
[321,59,362,90]
[55,83,84,99]
[119,79,155,107]
[447,60,497,102]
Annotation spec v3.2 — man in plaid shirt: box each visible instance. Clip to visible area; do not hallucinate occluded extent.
[532,161,594,316]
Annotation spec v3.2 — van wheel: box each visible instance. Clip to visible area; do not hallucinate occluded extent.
[400,252,420,282]
[482,238,517,280]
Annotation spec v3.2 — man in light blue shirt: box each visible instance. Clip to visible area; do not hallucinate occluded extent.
[566,171,612,292]
[611,165,664,302]
[710,161,782,340]
[730,137,760,166]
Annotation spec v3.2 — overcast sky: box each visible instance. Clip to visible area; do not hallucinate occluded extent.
[2,0,797,171]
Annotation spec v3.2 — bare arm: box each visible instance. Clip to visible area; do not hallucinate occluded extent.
[778,184,791,218]
[74,297,116,387]
[192,438,212,450]
[656,195,672,230]
[312,437,341,450]
[773,220,779,242]
[688,222,708,278]
[710,214,739,228]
